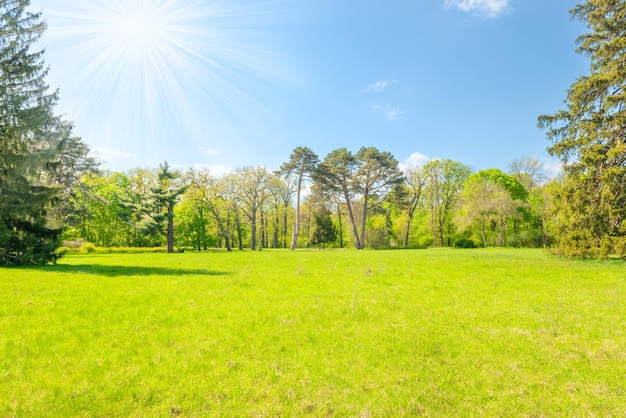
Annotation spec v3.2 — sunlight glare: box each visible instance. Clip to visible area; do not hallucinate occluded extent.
[117,5,162,45]
[35,0,296,168]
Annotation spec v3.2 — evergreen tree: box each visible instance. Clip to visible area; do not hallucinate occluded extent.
[538,0,626,258]
[310,209,336,249]
[279,146,319,250]
[0,0,65,265]
[117,162,186,252]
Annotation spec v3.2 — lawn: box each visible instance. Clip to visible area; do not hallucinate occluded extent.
[1,249,625,416]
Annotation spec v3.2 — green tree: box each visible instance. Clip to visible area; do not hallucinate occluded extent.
[423,160,471,247]
[0,0,70,264]
[314,147,403,249]
[280,146,319,250]
[117,163,186,252]
[354,147,405,249]
[310,209,336,249]
[400,166,426,247]
[456,177,518,247]
[538,0,626,258]
[314,148,362,248]
[228,166,277,251]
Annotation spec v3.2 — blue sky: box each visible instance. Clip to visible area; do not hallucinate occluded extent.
[32,0,588,175]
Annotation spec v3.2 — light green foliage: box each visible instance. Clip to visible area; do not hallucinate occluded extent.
[423,159,472,247]
[1,249,625,416]
[471,168,528,201]
[458,169,529,247]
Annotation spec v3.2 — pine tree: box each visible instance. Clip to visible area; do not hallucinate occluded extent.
[538,0,626,258]
[117,163,186,252]
[0,0,65,265]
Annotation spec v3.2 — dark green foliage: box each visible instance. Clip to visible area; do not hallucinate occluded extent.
[454,238,476,248]
[538,0,626,258]
[116,162,186,253]
[309,209,336,249]
[0,0,70,265]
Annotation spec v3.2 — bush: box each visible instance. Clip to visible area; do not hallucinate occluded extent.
[80,242,97,253]
[454,238,476,249]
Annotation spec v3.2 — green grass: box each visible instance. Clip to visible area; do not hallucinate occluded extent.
[1,249,625,416]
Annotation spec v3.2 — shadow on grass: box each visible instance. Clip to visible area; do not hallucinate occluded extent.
[19,264,232,277]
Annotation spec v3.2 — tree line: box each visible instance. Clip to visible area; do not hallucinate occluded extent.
[63,152,553,255]
[1,0,625,264]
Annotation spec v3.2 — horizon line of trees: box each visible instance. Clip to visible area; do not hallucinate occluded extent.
[63,151,557,255]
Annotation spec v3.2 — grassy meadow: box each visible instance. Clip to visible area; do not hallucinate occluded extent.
[1,248,625,416]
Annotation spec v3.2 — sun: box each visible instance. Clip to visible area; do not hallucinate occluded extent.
[34,0,296,168]
[116,4,163,46]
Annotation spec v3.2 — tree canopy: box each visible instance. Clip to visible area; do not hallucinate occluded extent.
[538,0,626,258]
[0,0,95,264]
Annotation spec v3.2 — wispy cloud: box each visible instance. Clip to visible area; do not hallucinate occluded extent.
[200,147,221,156]
[444,0,510,17]
[362,79,395,93]
[372,104,404,120]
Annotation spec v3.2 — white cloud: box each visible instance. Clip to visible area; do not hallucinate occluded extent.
[371,104,404,120]
[406,152,431,167]
[399,152,431,172]
[93,147,132,159]
[201,147,221,156]
[444,0,510,17]
[363,79,395,93]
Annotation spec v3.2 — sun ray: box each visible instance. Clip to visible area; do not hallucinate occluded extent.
[31,0,298,168]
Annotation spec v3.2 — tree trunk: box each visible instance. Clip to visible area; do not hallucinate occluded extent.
[236,213,244,251]
[343,185,362,249]
[337,204,344,248]
[282,204,288,248]
[290,175,303,250]
[250,211,257,251]
[481,216,487,248]
[359,195,368,249]
[167,202,175,253]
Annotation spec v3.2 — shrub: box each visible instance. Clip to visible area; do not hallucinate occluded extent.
[80,243,97,253]
[454,238,476,248]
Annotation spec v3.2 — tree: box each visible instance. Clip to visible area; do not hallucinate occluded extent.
[279,146,319,250]
[314,148,362,248]
[228,166,277,250]
[473,168,528,201]
[273,173,297,248]
[0,0,68,264]
[354,147,405,249]
[508,156,549,191]
[538,0,626,258]
[400,166,426,246]
[190,169,236,251]
[423,160,471,247]
[117,163,186,252]
[457,177,518,247]
[309,209,336,249]
[313,147,403,249]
